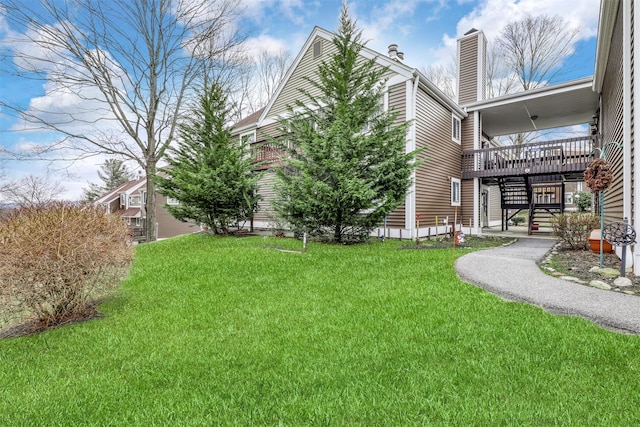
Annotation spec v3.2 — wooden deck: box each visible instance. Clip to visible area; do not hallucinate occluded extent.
[462,135,599,180]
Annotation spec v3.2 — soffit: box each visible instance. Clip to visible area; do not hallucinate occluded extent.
[464,78,599,138]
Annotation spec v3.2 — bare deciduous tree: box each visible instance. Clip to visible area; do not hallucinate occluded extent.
[2,174,65,207]
[421,63,457,100]
[228,48,292,122]
[255,48,291,108]
[0,0,245,241]
[486,42,518,99]
[489,14,581,145]
[494,14,580,92]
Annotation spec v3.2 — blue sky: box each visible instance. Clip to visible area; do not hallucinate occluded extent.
[0,0,601,200]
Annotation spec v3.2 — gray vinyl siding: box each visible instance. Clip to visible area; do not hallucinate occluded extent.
[156,195,198,239]
[460,115,477,225]
[254,169,278,223]
[458,36,478,105]
[414,88,463,229]
[267,35,401,121]
[252,122,281,223]
[257,122,280,140]
[601,2,625,223]
[269,36,333,118]
[385,82,408,228]
[461,112,476,152]
[489,186,501,222]
[632,0,636,223]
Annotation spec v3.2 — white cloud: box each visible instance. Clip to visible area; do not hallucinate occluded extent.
[456,0,598,42]
[426,0,599,69]
[242,34,290,59]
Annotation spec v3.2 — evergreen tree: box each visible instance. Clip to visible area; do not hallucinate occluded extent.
[271,2,419,243]
[574,191,592,212]
[154,83,260,234]
[83,159,133,201]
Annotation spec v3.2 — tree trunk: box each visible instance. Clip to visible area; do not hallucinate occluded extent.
[145,162,158,242]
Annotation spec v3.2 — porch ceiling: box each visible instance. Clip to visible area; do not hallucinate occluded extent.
[464,77,599,138]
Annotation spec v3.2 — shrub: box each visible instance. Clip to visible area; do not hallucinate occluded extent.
[0,202,134,333]
[551,212,600,250]
[512,216,525,226]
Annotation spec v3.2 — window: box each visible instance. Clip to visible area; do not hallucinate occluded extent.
[240,131,255,147]
[536,192,556,204]
[451,178,461,206]
[452,115,461,144]
[166,197,179,206]
[119,193,126,208]
[313,40,322,59]
[362,94,386,133]
[565,192,574,205]
[129,195,141,206]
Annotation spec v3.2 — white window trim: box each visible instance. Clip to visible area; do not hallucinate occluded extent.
[166,197,180,206]
[313,40,322,59]
[240,130,256,146]
[452,115,461,144]
[451,177,461,207]
[565,192,574,205]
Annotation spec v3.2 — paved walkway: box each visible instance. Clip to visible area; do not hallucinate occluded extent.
[455,237,640,334]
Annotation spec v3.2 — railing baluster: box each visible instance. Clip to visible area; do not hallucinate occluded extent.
[461,134,598,179]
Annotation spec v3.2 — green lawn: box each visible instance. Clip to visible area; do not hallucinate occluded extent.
[2,234,640,425]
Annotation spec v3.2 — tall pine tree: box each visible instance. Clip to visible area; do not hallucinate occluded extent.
[271,2,419,243]
[83,159,133,201]
[154,83,260,234]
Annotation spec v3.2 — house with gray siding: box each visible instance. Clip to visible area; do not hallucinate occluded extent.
[234,26,467,238]
[95,176,198,240]
[591,0,640,274]
[232,3,639,274]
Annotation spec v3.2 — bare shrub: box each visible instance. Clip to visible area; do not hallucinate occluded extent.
[0,202,134,333]
[552,213,600,250]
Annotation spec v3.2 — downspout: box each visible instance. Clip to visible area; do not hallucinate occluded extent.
[473,110,481,234]
[624,0,635,270]
[632,0,640,274]
[405,73,420,235]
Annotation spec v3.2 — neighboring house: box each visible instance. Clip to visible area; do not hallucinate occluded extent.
[94,175,197,240]
[563,182,589,213]
[233,2,638,273]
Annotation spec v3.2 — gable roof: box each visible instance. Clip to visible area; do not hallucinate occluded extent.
[233,107,265,134]
[257,26,416,126]
[94,178,146,205]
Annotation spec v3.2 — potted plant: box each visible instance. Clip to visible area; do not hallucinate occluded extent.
[587,229,613,253]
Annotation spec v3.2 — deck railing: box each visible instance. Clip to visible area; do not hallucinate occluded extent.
[462,135,599,179]
[251,141,283,163]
